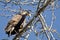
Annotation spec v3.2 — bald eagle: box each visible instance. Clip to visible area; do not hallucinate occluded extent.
[5,11,31,37]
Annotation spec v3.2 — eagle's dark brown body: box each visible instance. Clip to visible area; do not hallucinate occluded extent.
[5,14,26,36]
[5,11,30,37]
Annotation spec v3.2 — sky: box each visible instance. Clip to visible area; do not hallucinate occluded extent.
[0,0,60,40]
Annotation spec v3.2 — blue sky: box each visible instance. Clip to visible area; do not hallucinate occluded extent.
[0,0,60,40]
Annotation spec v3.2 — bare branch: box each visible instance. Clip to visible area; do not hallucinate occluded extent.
[38,14,50,40]
[13,0,51,40]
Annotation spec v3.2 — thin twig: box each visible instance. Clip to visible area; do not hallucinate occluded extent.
[38,14,50,40]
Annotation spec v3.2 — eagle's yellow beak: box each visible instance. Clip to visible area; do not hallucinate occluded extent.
[28,14,31,17]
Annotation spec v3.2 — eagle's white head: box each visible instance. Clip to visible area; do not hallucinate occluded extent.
[21,10,31,17]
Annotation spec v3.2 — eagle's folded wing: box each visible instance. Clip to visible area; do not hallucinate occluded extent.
[5,14,22,36]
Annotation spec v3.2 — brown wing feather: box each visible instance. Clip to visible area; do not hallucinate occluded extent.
[5,14,22,36]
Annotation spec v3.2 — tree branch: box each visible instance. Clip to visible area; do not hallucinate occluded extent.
[13,0,51,40]
[38,14,50,40]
